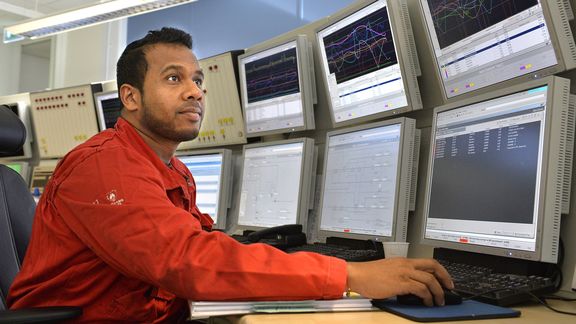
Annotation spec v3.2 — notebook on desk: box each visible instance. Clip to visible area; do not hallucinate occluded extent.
[189,294,374,319]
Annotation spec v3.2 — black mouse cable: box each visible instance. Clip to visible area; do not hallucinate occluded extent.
[528,292,576,316]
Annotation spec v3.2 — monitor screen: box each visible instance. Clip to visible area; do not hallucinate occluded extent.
[419,0,575,100]
[239,36,315,137]
[94,90,122,130]
[177,149,233,230]
[236,138,315,231]
[317,117,418,242]
[422,76,573,263]
[316,0,422,127]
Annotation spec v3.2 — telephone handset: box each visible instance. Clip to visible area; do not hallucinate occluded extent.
[245,224,306,249]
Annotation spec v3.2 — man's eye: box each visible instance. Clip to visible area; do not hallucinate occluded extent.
[194,79,203,87]
[168,75,180,82]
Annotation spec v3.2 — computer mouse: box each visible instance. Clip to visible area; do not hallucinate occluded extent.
[396,289,462,306]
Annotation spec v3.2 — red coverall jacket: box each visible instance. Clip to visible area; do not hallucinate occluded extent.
[8,117,347,322]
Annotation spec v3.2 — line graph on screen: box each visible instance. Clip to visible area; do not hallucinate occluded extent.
[323,6,398,84]
[428,0,539,49]
[245,47,300,103]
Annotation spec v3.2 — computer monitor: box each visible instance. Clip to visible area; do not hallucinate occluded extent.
[94,90,122,131]
[418,0,576,101]
[316,117,419,243]
[421,76,574,264]
[1,161,30,185]
[176,149,233,230]
[238,35,316,137]
[0,94,33,160]
[316,0,422,128]
[235,138,316,233]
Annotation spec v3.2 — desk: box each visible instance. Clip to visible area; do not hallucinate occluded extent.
[214,300,574,324]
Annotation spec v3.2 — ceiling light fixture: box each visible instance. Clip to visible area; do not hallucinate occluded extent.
[3,0,196,43]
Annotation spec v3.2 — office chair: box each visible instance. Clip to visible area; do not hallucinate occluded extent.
[0,105,82,323]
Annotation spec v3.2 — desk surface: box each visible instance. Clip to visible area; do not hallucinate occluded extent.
[220,300,574,324]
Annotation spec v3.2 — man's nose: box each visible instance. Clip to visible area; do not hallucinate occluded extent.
[185,80,203,101]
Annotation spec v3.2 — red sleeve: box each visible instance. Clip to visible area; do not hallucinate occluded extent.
[52,147,347,301]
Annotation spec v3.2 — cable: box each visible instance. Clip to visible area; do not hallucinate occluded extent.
[551,238,565,290]
[542,295,576,302]
[529,292,576,316]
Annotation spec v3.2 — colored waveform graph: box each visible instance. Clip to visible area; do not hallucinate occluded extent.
[323,6,398,84]
[428,0,538,49]
[245,47,300,103]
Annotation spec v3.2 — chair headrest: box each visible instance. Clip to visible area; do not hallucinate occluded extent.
[0,105,26,154]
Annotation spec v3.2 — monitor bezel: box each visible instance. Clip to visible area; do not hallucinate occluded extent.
[315,0,422,128]
[417,0,574,103]
[93,89,121,131]
[175,148,233,230]
[238,35,316,138]
[233,137,315,234]
[420,76,571,263]
[0,93,33,160]
[316,117,417,243]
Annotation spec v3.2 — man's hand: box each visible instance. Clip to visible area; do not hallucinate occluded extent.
[346,258,453,307]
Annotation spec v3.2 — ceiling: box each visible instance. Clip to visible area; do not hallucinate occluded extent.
[0,1,100,26]
[0,1,99,58]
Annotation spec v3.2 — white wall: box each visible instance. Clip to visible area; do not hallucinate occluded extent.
[19,53,49,93]
[0,42,21,96]
[0,20,126,96]
[51,20,127,89]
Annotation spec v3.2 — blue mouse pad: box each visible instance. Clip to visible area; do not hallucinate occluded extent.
[372,299,521,322]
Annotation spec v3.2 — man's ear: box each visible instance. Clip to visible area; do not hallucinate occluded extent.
[119,84,141,112]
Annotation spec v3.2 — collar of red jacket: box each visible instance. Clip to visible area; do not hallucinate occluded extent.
[114,117,191,191]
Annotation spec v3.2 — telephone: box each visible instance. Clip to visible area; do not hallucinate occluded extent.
[244,224,307,250]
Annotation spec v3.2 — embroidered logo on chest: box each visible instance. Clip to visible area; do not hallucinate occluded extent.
[93,189,125,205]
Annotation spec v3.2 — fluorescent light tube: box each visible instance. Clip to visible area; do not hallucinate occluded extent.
[4,0,196,43]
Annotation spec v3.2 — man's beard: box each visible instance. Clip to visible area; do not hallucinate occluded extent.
[141,100,201,142]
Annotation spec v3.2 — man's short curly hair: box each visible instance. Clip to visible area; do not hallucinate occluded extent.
[116,27,192,94]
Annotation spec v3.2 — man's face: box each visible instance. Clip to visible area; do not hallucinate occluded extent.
[138,43,205,143]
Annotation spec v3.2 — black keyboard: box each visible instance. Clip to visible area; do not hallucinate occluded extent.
[285,243,383,262]
[439,260,557,306]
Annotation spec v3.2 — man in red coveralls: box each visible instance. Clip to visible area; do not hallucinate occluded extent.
[8,27,453,322]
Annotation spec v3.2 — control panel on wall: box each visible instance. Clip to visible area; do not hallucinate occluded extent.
[178,51,247,150]
[30,84,102,159]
